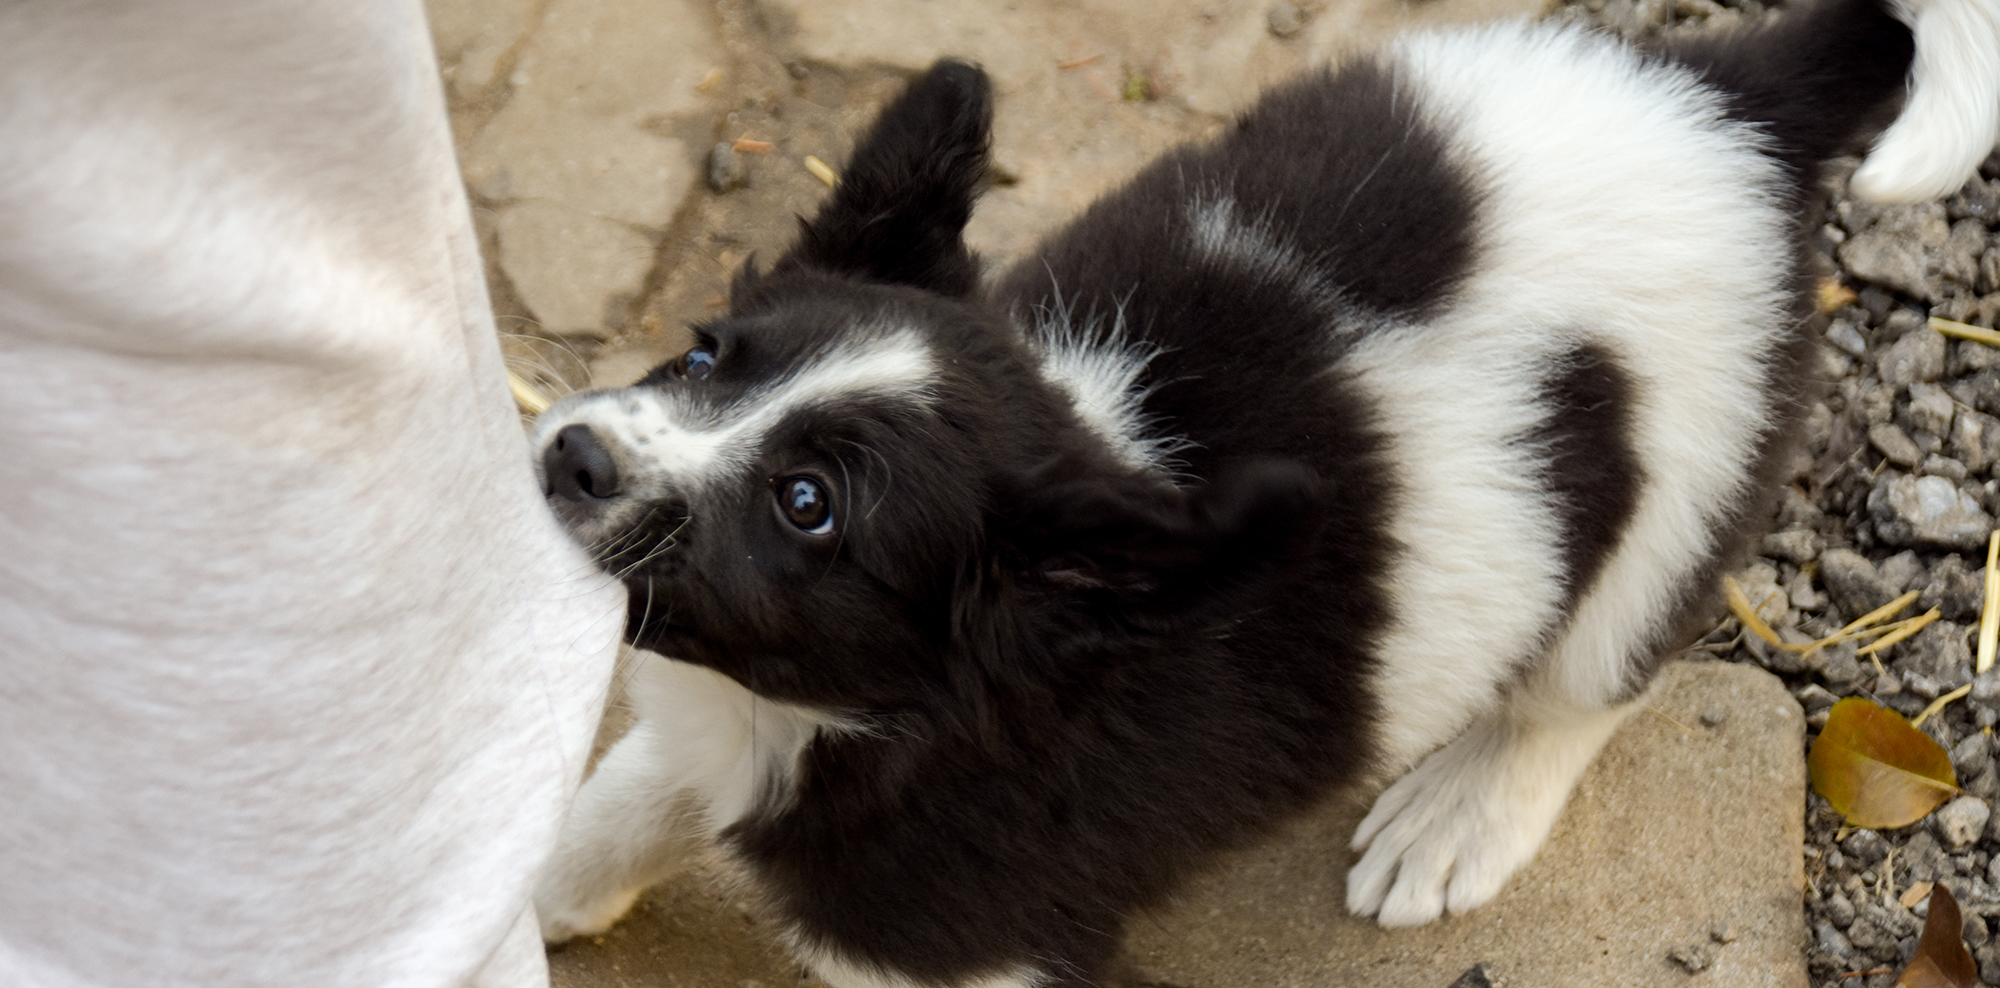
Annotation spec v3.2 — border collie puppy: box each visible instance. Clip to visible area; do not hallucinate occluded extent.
[529,0,1998,982]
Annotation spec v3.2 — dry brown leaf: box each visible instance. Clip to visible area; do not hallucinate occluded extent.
[1895,884,1979,987]
[1808,698,1960,829]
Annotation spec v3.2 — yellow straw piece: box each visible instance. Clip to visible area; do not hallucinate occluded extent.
[507,368,551,415]
[1912,683,1973,729]
[1852,609,1940,656]
[804,155,838,187]
[1724,576,1791,648]
[1931,316,2000,349]
[1840,590,1922,636]
[1981,530,2000,674]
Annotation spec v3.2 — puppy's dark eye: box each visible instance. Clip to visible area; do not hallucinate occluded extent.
[777,477,834,535]
[675,345,716,381]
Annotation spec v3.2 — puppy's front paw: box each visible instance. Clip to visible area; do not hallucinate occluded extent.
[1344,705,1625,927]
[1343,742,1549,926]
[533,877,643,944]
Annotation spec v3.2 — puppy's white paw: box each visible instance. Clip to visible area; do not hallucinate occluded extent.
[533,877,643,944]
[1345,704,1627,927]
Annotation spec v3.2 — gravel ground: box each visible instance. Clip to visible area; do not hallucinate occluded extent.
[1553,0,2000,984]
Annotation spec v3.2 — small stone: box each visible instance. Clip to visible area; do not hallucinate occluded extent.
[1980,940,2000,987]
[1921,454,1969,480]
[1949,219,1987,289]
[1953,731,1992,777]
[1820,548,1902,619]
[1869,473,1995,551]
[1920,554,1986,622]
[1667,943,1714,974]
[1760,527,1825,564]
[1447,963,1504,988]
[1972,666,2000,712]
[1934,795,1991,851]
[1777,487,1828,530]
[1881,551,1925,592]
[1955,340,2000,375]
[1827,317,1870,357]
[1876,326,1949,386]
[1844,828,1890,865]
[1267,1,1304,37]
[1869,422,1925,467]
[1952,411,1996,474]
[1862,383,1898,425]
[1948,177,2000,224]
[1968,913,1992,949]
[1789,568,1826,611]
[1821,641,1865,687]
[1961,369,2000,417]
[1796,683,1841,714]
[1848,914,1897,961]
[1894,621,1974,688]
[1816,920,1856,966]
[1699,705,1729,727]
[707,142,746,193]
[1910,382,1959,436]
[1826,890,1859,929]
[1709,921,1738,944]
[1838,201,1956,302]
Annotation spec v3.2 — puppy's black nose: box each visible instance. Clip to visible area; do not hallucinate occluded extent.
[543,424,621,501]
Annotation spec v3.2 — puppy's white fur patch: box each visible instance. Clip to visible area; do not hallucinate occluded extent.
[1025,296,1191,475]
[1185,192,1347,314]
[533,649,843,942]
[1342,23,1794,924]
[1853,0,2000,201]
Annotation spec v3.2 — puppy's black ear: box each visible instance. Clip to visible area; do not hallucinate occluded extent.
[774,59,991,296]
[1008,458,1328,630]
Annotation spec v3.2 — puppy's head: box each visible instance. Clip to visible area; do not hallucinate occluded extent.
[533,61,1327,713]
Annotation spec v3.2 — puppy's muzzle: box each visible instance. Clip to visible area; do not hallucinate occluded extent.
[542,424,621,502]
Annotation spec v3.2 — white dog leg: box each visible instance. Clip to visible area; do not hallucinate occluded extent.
[532,720,709,942]
[1346,689,1634,927]
[534,652,834,942]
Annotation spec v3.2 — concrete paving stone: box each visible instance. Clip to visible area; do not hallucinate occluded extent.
[1126,660,1807,988]
[429,0,539,98]
[495,200,660,340]
[452,0,720,337]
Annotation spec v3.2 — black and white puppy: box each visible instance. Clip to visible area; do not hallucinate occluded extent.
[529,0,1998,983]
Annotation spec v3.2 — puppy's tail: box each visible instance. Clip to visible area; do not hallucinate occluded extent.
[1663,0,1999,201]
[1853,0,2000,200]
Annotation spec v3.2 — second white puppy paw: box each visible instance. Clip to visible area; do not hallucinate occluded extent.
[533,874,644,944]
[1345,703,1628,927]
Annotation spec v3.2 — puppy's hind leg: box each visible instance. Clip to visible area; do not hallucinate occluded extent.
[1344,683,1635,927]
[532,714,707,942]
[534,653,828,942]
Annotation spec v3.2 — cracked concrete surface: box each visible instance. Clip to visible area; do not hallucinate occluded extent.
[424,0,1813,983]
